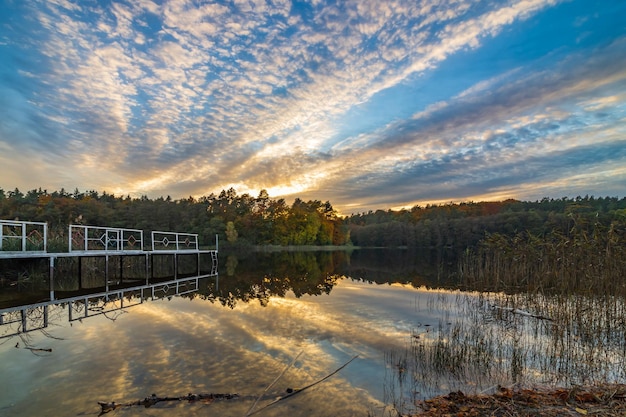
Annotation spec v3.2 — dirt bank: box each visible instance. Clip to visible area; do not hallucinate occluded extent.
[408,384,626,416]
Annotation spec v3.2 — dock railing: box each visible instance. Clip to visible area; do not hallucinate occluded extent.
[69,225,144,253]
[1,220,216,257]
[151,231,199,252]
[0,220,47,254]
[0,274,217,339]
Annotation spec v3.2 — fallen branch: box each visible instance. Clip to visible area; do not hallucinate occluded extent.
[97,392,240,415]
[247,354,359,416]
[492,305,553,321]
[97,354,358,416]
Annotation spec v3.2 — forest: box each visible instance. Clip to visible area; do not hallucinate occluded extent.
[1,186,625,252]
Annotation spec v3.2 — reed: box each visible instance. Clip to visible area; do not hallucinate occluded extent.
[459,220,626,296]
[386,219,626,415]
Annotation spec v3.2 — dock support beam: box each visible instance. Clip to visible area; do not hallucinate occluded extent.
[145,253,150,284]
[105,255,109,294]
[49,256,55,301]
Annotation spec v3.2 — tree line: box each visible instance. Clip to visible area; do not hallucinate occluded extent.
[0,187,348,248]
[346,196,626,250]
[1,187,625,250]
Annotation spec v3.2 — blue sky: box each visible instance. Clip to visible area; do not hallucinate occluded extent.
[1,0,625,214]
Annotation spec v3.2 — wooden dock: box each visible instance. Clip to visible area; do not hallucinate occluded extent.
[0,220,218,302]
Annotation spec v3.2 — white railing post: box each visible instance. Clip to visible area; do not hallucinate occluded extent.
[21,224,26,251]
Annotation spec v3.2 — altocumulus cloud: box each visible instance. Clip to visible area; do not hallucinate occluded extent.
[0,0,624,213]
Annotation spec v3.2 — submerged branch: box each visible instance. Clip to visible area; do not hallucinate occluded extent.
[245,350,304,416]
[97,393,240,415]
[247,354,359,416]
[492,305,553,321]
[15,339,53,355]
[97,354,358,416]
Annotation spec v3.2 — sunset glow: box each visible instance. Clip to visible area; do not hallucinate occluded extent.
[1,0,624,213]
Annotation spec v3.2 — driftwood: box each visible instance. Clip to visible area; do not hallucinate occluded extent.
[97,353,358,416]
[97,393,240,415]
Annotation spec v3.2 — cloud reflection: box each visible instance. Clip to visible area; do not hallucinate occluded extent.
[0,278,467,416]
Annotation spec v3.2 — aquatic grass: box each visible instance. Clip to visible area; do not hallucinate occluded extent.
[387,290,626,416]
[458,220,626,297]
[387,220,626,415]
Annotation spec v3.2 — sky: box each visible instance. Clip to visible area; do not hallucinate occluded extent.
[1,0,625,215]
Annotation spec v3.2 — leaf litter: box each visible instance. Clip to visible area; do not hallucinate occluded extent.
[405,384,626,416]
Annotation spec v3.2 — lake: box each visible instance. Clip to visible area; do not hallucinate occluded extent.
[1,248,625,416]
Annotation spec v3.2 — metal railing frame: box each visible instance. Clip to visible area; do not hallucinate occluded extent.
[69,225,144,253]
[0,219,47,253]
[0,274,217,339]
[151,230,199,252]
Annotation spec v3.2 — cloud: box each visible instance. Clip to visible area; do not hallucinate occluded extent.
[0,0,624,212]
[306,38,626,210]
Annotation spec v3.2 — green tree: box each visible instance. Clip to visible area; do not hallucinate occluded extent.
[226,221,238,243]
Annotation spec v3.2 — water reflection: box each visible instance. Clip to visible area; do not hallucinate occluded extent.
[1,248,624,417]
[0,276,207,340]
[0,248,457,417]
[1,249,450,339]
[212,248,457,308]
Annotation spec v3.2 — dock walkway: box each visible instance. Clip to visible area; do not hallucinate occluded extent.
[0,219,219,301]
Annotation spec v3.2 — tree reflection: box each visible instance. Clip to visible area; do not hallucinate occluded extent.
[191,248,455,309]
[1,248,456,340]
[197,251,344,308]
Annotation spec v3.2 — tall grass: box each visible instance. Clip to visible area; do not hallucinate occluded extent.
[386,219,626,415]
[459,219,626,296]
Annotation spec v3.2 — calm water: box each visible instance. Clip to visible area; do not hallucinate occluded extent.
[0,248,459,416]
[2,248,625,416]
